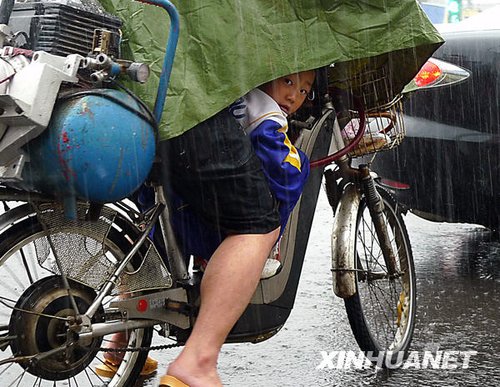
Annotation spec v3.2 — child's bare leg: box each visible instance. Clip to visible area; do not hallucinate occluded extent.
[166,228,279,386]
[97,321,158,377]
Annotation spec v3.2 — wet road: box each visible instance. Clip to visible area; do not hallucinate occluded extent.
[141,189,500,386]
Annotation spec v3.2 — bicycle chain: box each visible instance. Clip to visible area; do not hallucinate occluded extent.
[98,342,183,353]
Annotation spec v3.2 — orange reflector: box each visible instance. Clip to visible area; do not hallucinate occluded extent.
[414,60,442,87]
[137,299,148,312]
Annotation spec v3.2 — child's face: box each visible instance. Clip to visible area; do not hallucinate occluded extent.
[260,70,315,115]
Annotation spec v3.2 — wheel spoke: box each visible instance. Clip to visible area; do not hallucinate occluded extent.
[19,247,35,285]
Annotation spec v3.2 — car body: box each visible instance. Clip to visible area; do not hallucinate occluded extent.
[371,9,500,231]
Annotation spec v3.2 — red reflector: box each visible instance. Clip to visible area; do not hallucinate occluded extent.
[380,178,410,190]
[137,299,148,312]
[414,60,442,87]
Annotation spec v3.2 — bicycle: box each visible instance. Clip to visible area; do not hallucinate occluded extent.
[0,0,446,385]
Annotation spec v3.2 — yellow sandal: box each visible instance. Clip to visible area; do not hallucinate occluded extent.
[159,375,190,387]
[95,356,158,378]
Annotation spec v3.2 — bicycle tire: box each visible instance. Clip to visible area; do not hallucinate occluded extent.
[0,204,153,386]
[344,186,416,366]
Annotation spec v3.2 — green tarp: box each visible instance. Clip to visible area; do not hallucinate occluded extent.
[99,0,443,140]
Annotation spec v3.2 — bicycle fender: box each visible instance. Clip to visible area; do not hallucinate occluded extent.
[0,203,33,232]
[331,183,360,298]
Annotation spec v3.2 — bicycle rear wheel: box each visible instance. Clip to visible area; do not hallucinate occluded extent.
[344,186,416,366]
[0,203,153,386]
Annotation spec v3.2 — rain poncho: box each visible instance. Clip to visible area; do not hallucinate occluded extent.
[99,0,443,140]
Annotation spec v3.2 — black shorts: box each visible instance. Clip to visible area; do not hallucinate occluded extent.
[164,108,280,235]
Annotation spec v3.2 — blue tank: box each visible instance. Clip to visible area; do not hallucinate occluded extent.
[23,89,156,206]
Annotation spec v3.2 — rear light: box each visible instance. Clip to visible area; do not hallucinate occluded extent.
[414,60,443,87]
[403,58,470,92]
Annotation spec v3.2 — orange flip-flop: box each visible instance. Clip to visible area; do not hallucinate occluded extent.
[159,375,190,387]
[95,356,158,378]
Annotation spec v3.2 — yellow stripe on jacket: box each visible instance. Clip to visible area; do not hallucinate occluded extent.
[278,126,301,171]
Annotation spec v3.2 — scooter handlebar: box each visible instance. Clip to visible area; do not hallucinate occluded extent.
[133,0,180,124]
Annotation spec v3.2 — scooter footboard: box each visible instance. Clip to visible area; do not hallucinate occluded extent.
[331,183,360,298]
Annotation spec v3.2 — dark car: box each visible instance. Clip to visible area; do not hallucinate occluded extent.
[372,10,500,233]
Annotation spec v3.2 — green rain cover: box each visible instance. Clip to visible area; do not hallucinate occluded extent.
[99,0,443,140]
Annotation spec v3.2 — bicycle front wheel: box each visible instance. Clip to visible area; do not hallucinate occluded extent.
[344,186,416,365]
[0,203,153,386]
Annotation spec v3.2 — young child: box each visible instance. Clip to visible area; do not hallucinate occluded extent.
[229,70,315,277]
[231,70,314,236]
[172,70,315,275]
[161,70,315,386]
